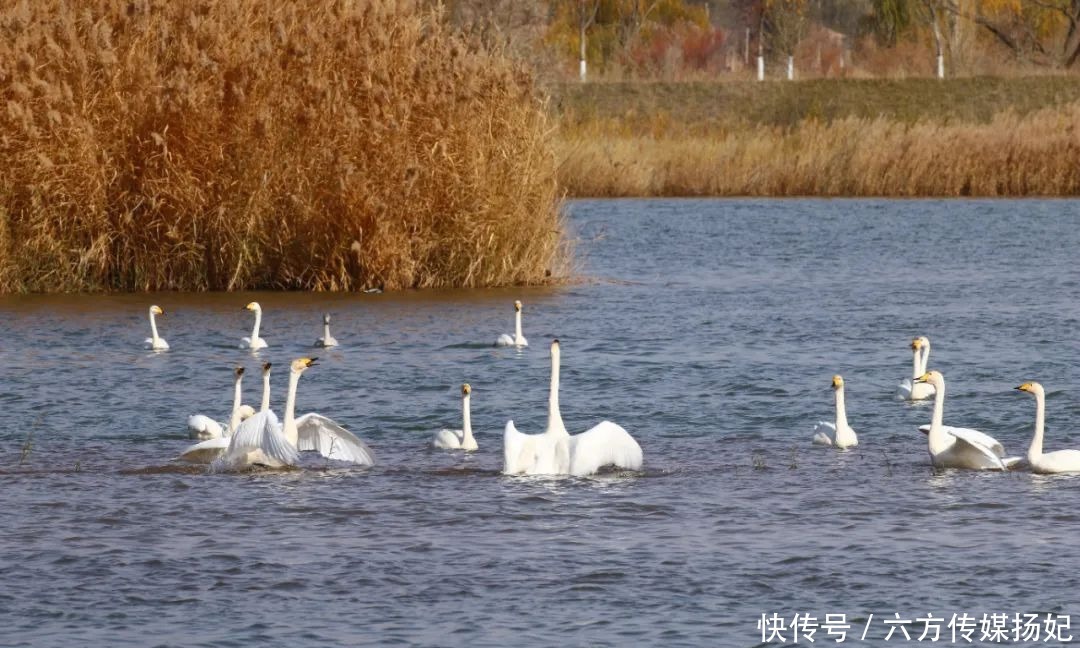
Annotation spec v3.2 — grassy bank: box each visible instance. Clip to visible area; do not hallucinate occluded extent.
[553,78,1080,196]
[0,1,563,293]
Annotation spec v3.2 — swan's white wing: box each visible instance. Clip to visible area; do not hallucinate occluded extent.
[947,428,1007,468]
[495,334,514,347]
[812,421,835,446]
[177,437,230,464]
[502,420,536,474]
[896,379,913,400]
[432,429,464,449]
[240,337,252,349]
[518,336,529,347]
[918,424,1005,457]
[565,421,643,477]
[295,413,375,466]
[215,410,297,469]
[187,414,224,440]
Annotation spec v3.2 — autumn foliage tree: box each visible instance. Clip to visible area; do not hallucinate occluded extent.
[546,0,726,76]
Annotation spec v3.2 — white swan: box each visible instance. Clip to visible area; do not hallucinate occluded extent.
[1016,382,1080,474]
[241,301,268,350]
[495,300,528,347]
[503,340,643,476]
[896,336,935,400]
[179,366,258,463]
[213,358,376,469]
[186,366,250,440]
[144,305,169,350]
[315,313,339,347]
[812,375,858,449]
[915,370,1018,470]
[431,383,477,451]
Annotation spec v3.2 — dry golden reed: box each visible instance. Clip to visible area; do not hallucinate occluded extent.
[557,103,1080,197]
[0,0,564,292]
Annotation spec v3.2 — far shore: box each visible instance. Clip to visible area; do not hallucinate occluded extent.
[551,77,1080,198]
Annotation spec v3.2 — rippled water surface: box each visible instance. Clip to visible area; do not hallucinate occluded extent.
[3,199,1080,647]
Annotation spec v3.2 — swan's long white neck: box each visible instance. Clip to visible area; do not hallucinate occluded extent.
[322,322,331,342]
[462,394,474,446]
[229,374,244,434]
[911,346,923,380]
[149,308,161,342]
[919,343,931,376]
[928,377,950,454]
[1029,390,1046,460]
[514,310,524,345]
[283,370,301,447]
[260,372,271,412]
[251,307,262,342]
[546,347,567,437]
[834,385,849,431]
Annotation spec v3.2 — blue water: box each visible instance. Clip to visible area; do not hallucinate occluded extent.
[2,199,1080,647]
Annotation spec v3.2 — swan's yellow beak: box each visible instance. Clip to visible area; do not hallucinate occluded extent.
[291,357,318,372]
[831,375,844,389]
[911,337,922,350]
[1016,382,1033,392]
[462,383,471,395]
[915,371,932,383]
[244,301,258,311]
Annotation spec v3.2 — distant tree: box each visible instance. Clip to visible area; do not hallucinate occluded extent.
[940,0,1080,68]
[763,0,809,59]
[547,0,716,75]
[871,0,914,44]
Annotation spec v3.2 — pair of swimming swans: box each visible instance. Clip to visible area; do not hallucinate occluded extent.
[431,384,477,451]
[812,375,858,449]
[210,358,375,470]
[495,300,528,348]
[502,340,643,476]
[896,336,936,400]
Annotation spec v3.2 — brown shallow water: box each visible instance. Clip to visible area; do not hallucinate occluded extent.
[2,199,1080,647]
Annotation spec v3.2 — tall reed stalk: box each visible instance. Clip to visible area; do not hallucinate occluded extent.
[0,0,564,292]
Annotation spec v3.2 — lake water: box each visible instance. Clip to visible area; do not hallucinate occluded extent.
[2,199,1080,647]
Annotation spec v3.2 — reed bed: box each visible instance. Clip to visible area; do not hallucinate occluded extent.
[0,0,563,292]
[556,103,1080,197]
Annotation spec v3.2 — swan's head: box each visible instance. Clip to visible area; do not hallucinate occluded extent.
[262,361,272,375]
[234,366,245,378]
[911,337,922,350]
[462,383,471,396]
[831,375,844,389]
[915,370,943,386]
[323,313,331,324]
[1015,381,1044,396]
[244,301,261,312]
[150,305,165,316]
[551,339,560,356]
[514,300,522,312]
[290,357,318,373]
